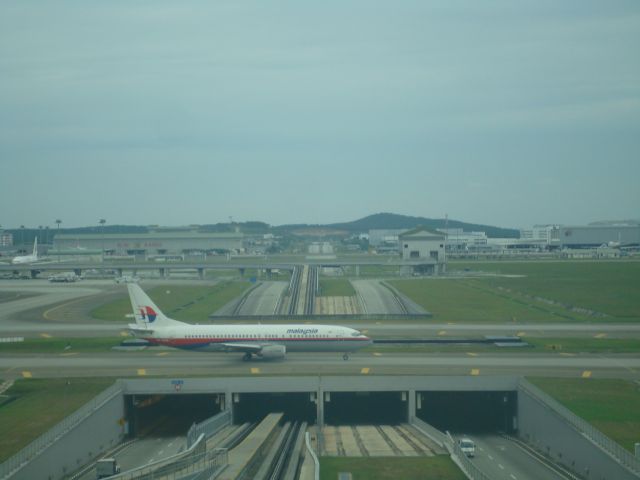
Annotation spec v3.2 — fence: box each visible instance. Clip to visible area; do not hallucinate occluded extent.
[444,431,491,480]
[519,378,640,476]
[0,381,123,479]
[187,410,232,448]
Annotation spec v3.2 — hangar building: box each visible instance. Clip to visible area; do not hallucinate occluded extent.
[559,224,640,248]
[53,230,244,256]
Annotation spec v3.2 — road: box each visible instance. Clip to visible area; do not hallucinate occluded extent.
[351,279,405,314]
[468,434,568,480]
[1,350,639,380]
[236,281,287,315]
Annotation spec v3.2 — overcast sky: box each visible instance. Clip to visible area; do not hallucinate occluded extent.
[1,1,639,230]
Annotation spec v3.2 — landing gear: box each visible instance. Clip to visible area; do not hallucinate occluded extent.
[343,353,350,361]
[242,352,252,362]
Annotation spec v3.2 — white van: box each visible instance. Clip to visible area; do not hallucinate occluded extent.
[458,437,476,457]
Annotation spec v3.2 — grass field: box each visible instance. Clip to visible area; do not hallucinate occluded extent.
[91,281,252,322]
[0,337,122,353]
[320,456,466,480]
[318,278,356,297]
[0,378,115,462]
[529,377,640,452]
[391,260,640,323]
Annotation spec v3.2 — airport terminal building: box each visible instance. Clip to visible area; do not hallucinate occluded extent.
[53,231,244,256]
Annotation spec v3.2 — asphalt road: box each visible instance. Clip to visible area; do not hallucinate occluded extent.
[468,434,568,480]
[351,279,405,314]
[236,281,287,315]
[2,350,639,380]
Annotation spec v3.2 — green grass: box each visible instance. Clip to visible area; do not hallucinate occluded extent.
[450,260,640,321]
[391,260,640,323]
[0,378,115,462]
[320,456,466,480]
[91,282,252,322]
[0,337,123,353]
[318,278,356,297]
[529,377,640,452]
[527,337,640,353]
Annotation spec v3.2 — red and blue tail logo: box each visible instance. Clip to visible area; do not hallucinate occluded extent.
[139,306,157,323]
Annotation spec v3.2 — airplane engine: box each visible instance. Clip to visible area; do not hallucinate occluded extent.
[258,344,286,359]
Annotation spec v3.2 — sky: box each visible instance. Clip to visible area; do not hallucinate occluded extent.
[1,1,639,230]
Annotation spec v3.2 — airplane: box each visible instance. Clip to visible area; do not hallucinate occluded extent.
[12,237,39,264]
[127,283,372,361]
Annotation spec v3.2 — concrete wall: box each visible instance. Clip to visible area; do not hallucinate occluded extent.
[12,392,125,480]
[517,388,638,480]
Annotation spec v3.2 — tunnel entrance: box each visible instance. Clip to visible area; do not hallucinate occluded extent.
[233,392,316,424]
[125,393,222,437]
[325,391,408,425]
[417,391,517,433]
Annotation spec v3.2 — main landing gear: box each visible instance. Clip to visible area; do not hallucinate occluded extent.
[242,352,252,362]
[343,353,350,361]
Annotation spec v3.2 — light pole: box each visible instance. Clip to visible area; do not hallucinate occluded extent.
[55,219,62,262]
[99,219,106,260]
[20,225,25,252]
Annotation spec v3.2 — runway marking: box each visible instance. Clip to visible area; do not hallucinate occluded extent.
[560,352,576,357]
[470,369,480,376]
[361,329,369,334]
[40,333,52,338]
[120,331,130,337]
[22,371,32,378]
[466,352,477,357]
[438,330,446,336]
[60,352,78,357]
[251,368,260,374]
[43,296,91,321]
[372,352,382,357]
[594,333,607,339]
[375,322,381,325]
[156,352,169,356]
[137,369,146,376]
[582,370,592,378]
[447,322,456,325]
[517,332,526,337]
[361,368,370,375]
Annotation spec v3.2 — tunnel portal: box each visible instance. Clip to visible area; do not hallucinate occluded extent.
[325,391,408,425]
[418,391,517,433]
[125,393,222,437]
[233,392,317,424]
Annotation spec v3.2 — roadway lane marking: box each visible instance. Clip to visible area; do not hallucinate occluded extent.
[466,352,477,357]
[498,463,504,470]
[137,369,146,376]
[438,330,446,336]
[594,333,607,338]
[488,455,494,461]
[40,333,52,338]
[361,368,370,375]
[156,352,169,356]
[510,474,517,480]
[251,368,260,374]
[22,371,32,378]
[582,370,592,378]
[470,369,480,376]
[43,296,92,321]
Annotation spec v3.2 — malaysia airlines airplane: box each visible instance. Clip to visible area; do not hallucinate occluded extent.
[12,237,39,265]
[127,284,372,361]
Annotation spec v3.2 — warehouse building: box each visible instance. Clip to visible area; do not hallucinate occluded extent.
[53,230,244,257]
[559,224,640,248]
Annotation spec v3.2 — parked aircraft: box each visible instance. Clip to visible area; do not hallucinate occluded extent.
[12,237,39,264]
[127,284,372,360]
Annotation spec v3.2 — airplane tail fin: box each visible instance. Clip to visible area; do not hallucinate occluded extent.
[33,237,38,257]
[127,284,185,328]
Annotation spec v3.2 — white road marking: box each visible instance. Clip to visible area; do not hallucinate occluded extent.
[510,474,517,480]
[488,455,494,461]
[499,463,505,470]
